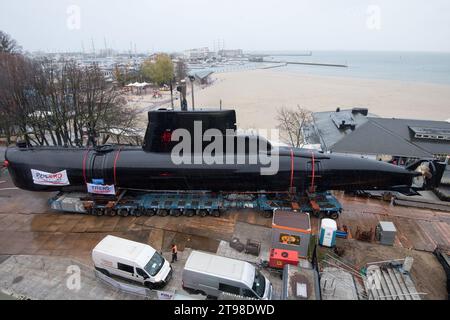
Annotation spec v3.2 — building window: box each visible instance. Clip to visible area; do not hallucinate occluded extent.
[279,234,301,246]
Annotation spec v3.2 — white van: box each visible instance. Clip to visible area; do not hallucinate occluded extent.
[92,235,172,289]
[182,250,273,300]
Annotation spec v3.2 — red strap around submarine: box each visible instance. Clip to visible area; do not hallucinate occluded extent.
[289,149,316,193]
[113,147,123,186]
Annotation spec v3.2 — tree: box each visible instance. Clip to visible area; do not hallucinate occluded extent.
[0,54,139,147]
[276,105,313,148]
[0,31,21,54]
[175,59,187,82]
[113,64,140,87]
[141,53,174,85]
[0,53,38,145]
[113,65,128,87]
[80,63,139,146]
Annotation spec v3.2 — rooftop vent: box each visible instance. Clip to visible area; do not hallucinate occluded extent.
[331,112,357,130]
[409,126,450,141]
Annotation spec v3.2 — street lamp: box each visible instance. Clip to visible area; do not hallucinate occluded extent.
[177,80,187,111]
[188,75,195,110]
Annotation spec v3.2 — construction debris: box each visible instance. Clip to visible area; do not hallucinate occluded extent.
[363,259,424,300]
[282,264,320,300]
[319,253,367,300]
[355,226,374,242]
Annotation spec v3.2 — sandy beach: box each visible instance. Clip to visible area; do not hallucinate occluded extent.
[188,69,450,130]
[130,68,450,131]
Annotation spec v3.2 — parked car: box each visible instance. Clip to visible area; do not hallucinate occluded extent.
[92,235,172,289]
[182,250,272,299]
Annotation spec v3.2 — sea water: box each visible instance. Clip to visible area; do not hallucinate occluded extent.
[194,51,450,85]
[255,51,450,85]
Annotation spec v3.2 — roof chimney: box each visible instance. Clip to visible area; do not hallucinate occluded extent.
[351,108,368,116]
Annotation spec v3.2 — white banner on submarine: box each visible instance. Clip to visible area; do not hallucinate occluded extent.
[86,183,116,195]
[31,169,70,186]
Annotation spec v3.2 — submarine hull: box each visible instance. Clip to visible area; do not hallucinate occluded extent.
[5,145,419,194]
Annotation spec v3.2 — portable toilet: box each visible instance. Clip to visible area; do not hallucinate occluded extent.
[319,219,337,247]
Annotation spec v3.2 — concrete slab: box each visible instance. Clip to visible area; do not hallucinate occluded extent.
[0,255,147,300]
[217,221,272,263]
[320,267,360,300]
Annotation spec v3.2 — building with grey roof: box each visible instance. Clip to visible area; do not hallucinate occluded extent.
[305,108,450,162]
[188,70,214,85]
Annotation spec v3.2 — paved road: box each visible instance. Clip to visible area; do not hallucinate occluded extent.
[0,255,147,300]
[0,146,5,162]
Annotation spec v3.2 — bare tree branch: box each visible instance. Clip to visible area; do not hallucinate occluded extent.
[276,105,312,148]
[0,53,140,147]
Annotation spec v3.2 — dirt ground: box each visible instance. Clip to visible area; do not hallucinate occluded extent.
[318,239,448,300]
[334,191,450,252]
[0,167,270,265]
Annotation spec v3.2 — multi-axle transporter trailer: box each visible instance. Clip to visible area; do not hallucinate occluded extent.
[49,190,342,219]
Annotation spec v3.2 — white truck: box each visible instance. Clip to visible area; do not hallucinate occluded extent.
[182,250,273,300]
[92,235,172,289]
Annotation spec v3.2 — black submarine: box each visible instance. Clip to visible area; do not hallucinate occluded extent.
[4,109,445,195]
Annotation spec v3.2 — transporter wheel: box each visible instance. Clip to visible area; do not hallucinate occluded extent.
[329,212,339,220]
[211,210,220,217]
[198,209,208,217]
[184,209,195,217]
[182,286,197,294]
[109,209,117,217]
[95,208,104,216]
[145,208,156,216]
[132,208,143,217]
[118,208,129,217]
[262,210,274,218]
[170,209,182,217]
[144,281,154,289]
[158,209,169,217]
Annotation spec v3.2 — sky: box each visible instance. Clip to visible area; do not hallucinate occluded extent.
[1,0,450,53]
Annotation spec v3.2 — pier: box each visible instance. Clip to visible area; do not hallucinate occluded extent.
[267,60,348,68]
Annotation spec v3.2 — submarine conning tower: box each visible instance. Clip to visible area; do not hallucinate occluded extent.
[142,109,237,153]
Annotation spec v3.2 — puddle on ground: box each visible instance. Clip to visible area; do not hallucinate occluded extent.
[12,276,23,284]
[162,230,220,253]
